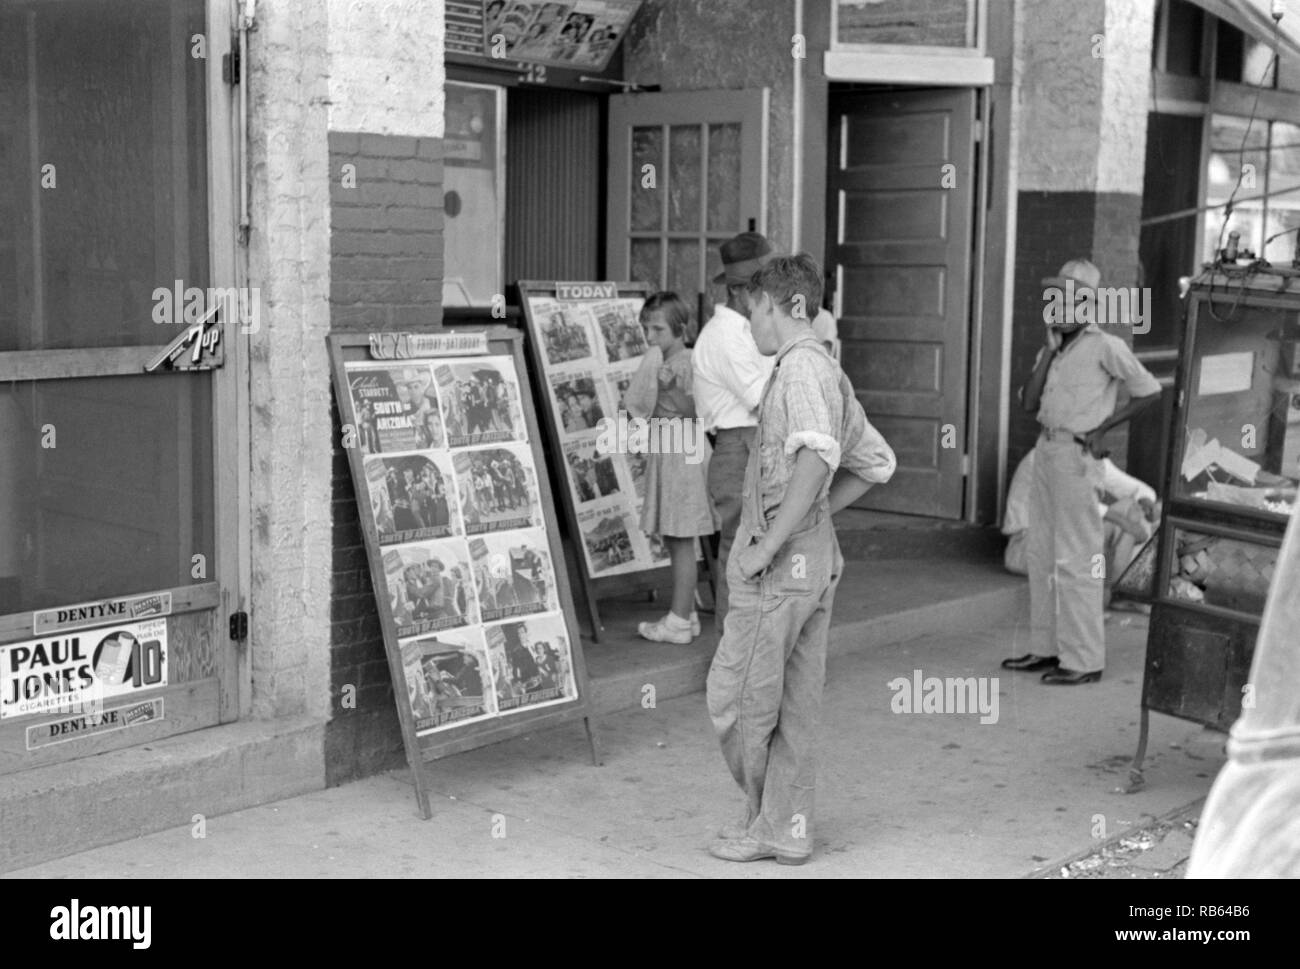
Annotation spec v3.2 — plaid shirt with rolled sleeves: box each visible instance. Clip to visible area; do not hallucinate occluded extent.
[751,335,897,524]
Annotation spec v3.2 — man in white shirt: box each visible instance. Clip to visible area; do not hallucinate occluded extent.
[693,232,777,633]
[1002,449,1159,603]
[811,307,840,361]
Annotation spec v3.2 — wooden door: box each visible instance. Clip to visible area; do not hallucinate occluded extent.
[828,89,976,518]
[607,89,767,331]
[0,0,241,774]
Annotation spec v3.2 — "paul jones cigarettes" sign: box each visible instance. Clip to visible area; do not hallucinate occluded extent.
[1,619,168,721]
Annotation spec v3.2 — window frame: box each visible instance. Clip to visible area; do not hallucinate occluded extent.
[829,0,985,57]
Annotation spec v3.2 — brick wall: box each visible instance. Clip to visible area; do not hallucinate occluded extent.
[325,130,444,786]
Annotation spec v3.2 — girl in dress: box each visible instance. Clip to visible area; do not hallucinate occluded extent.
[629,292,717,644]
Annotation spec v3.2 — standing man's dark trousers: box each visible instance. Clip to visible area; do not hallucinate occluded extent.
[707,426,756,636]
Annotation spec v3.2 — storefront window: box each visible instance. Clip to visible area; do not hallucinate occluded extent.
[1175,301,1299,520]
[0,377,214,615]
[0,0,209,351]
[443,81,505,307]
[834,0,976,48]
[1202,116,1300,264]
[1265,120,1300,264]
[1215,18,1278,87]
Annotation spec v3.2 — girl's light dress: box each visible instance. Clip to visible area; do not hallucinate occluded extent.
[630,347,717,539]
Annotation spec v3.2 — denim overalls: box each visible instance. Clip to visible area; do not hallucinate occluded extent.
[705,336,846,858]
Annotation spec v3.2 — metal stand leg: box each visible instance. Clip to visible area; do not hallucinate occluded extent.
[587,590,604,642]
[583,715,603,766]
[413,761,434,819]
[1127,704,1151,793]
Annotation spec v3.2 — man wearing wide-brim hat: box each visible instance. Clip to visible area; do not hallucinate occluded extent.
[692,232,778,638]
[1001,257,1162,685]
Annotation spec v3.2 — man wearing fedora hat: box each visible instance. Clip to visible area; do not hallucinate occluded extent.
[693,232,779,635]
[1002,257,1162,685]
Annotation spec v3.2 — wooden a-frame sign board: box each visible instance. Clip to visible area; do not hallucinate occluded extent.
[328,327,600,819]
[516,280,715,640]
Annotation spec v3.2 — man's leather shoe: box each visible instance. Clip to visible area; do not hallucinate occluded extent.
[1001,653,1060,672]
[1041,668,1102,685]
[708,836,810,866]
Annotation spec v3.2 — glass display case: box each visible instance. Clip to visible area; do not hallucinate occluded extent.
[1132,270,1299,788]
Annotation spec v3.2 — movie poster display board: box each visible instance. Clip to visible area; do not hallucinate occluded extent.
[329,328,600,818]
[480,0,642,72]
[517,281,713,638]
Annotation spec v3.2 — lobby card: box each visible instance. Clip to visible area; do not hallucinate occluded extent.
[592,298,648,363]
[382,538,479,638]
[344,362,440,455]
[484,611,577,715]
[434,356,526,449]
[452,444,542,535]
[561,433,626,508]
[632,497,670,566]
[400,627,495,736]
[467,527,558,623]
[531,297,601,367]
[364,452,462,545]
[576,505,642,577]
[603,358,640,416]
[548,370,608,437]
[625,450,648,502]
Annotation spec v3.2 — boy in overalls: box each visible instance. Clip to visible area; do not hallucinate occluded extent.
[705,254,897,865]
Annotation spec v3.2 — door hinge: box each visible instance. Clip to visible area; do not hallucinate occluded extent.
[229,610,249,642]
[222,47,240,85]
[961,453,971,476]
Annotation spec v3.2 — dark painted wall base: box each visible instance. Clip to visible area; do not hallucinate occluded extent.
[326,131,445,787]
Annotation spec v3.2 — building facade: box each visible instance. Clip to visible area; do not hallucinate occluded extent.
[2,0,1298,869]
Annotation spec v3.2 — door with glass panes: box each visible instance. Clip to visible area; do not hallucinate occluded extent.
[0,0,242,773]
[607,89,768,332]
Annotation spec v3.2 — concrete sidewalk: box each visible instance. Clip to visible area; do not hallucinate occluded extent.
[6,610,1225,878]
[0,555,1027,872]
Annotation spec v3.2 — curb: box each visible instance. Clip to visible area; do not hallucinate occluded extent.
[1024,796,1207,879]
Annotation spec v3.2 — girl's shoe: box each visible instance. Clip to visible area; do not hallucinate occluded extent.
[641,610,700,638]
[638,612,693,644]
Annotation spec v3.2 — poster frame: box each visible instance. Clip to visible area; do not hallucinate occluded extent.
[517,280,714,640]
[478,0,643,74]
[328,327,601,820]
